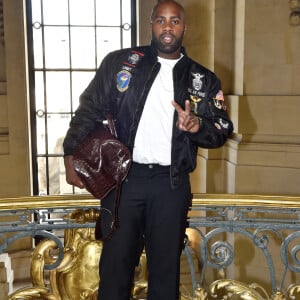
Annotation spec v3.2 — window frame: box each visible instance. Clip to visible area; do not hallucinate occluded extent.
[26,0,137,195]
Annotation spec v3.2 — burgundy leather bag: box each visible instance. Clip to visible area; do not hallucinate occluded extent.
[72,114,132,240]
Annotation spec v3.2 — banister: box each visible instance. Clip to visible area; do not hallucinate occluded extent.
[1,193,300,299]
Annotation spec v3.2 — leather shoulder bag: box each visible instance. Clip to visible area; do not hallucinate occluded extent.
[72,114,132,240]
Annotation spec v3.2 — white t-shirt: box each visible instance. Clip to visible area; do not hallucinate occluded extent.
[133,55,183,165]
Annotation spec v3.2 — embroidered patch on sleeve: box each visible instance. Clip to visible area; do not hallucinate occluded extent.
[116,70,132,92]
[213,90,227,110]
[218,118,229,129]
[215,90,224,101]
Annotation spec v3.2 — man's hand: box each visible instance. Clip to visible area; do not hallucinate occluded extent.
[64,155,85,189]
[172,100,201,133]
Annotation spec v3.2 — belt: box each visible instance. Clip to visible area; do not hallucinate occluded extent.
[132,162,170,170]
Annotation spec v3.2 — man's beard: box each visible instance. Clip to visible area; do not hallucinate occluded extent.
[152,31,184,55]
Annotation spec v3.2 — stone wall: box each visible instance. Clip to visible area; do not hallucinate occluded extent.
[181,0,300,195]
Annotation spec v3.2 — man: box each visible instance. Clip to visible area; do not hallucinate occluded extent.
[63,1,233,299]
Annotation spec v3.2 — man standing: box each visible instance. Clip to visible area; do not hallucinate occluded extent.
[63,1,233,299]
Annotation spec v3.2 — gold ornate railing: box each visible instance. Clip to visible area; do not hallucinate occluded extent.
[1,194,300,299]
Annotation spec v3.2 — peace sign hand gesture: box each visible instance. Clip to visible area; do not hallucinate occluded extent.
[172,100,201,133]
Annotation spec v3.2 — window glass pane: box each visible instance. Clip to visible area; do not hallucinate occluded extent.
[32,26,43,68]
[74,186,89,195]
[72,71,95,109]
[96,0,120,26]
[35,71,44,111]
[97,27,121,64]
[71,27,96,68]
[48,156,64,195]
[59,157,74,194]
[43,0,68,25]
[44,27,70,68]
[45,72,70,112]
[69,0,95,25]
[31,0,41,24]
[122,28,132,48]
[37,157,47,195]
[36,114,46,154]
[122,1,131,25]
[47,114,69,155]
[62,183,74,195]
[47,115,70,155]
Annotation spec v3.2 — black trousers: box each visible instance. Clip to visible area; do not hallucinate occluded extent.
[98,162,191,300]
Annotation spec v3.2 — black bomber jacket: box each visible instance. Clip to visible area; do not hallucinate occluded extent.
[63,43,234,189]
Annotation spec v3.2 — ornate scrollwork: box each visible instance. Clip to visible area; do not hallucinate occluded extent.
[8,287,55,300]
[200,228,234,270]
[8,208,102,300]
[287,283,300,299]
[208,279,268,300]
[281,231,300,273]
[210,241,233,268]
[131,250,148,299]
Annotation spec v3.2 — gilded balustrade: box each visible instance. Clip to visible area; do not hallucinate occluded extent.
[0,194,300,299]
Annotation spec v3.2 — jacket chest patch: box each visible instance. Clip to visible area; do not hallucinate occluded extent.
[188,72,206,99]
[117,70,132,92]
[188,88,206,98]
[116,50,144,92]
[189,95,202,113]
[188,72,207,114]
[192,72,204,90]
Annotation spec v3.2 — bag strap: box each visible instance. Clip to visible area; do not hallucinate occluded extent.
[100,114,122,241]
[100,174,122,241]
[106,114,118,138]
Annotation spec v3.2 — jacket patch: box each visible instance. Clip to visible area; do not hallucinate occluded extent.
[192,72,204,91]
[215,118,229,130]
[218,118,229,129]
[189,72,206,99]
[213,99,223,109]
[188,88,206,98]
[213,90,227,110]
[190,95,202,113]
[116,50,144,92]
[117,70,132,92]
[215,90,224,101]
[128,52,141,65]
